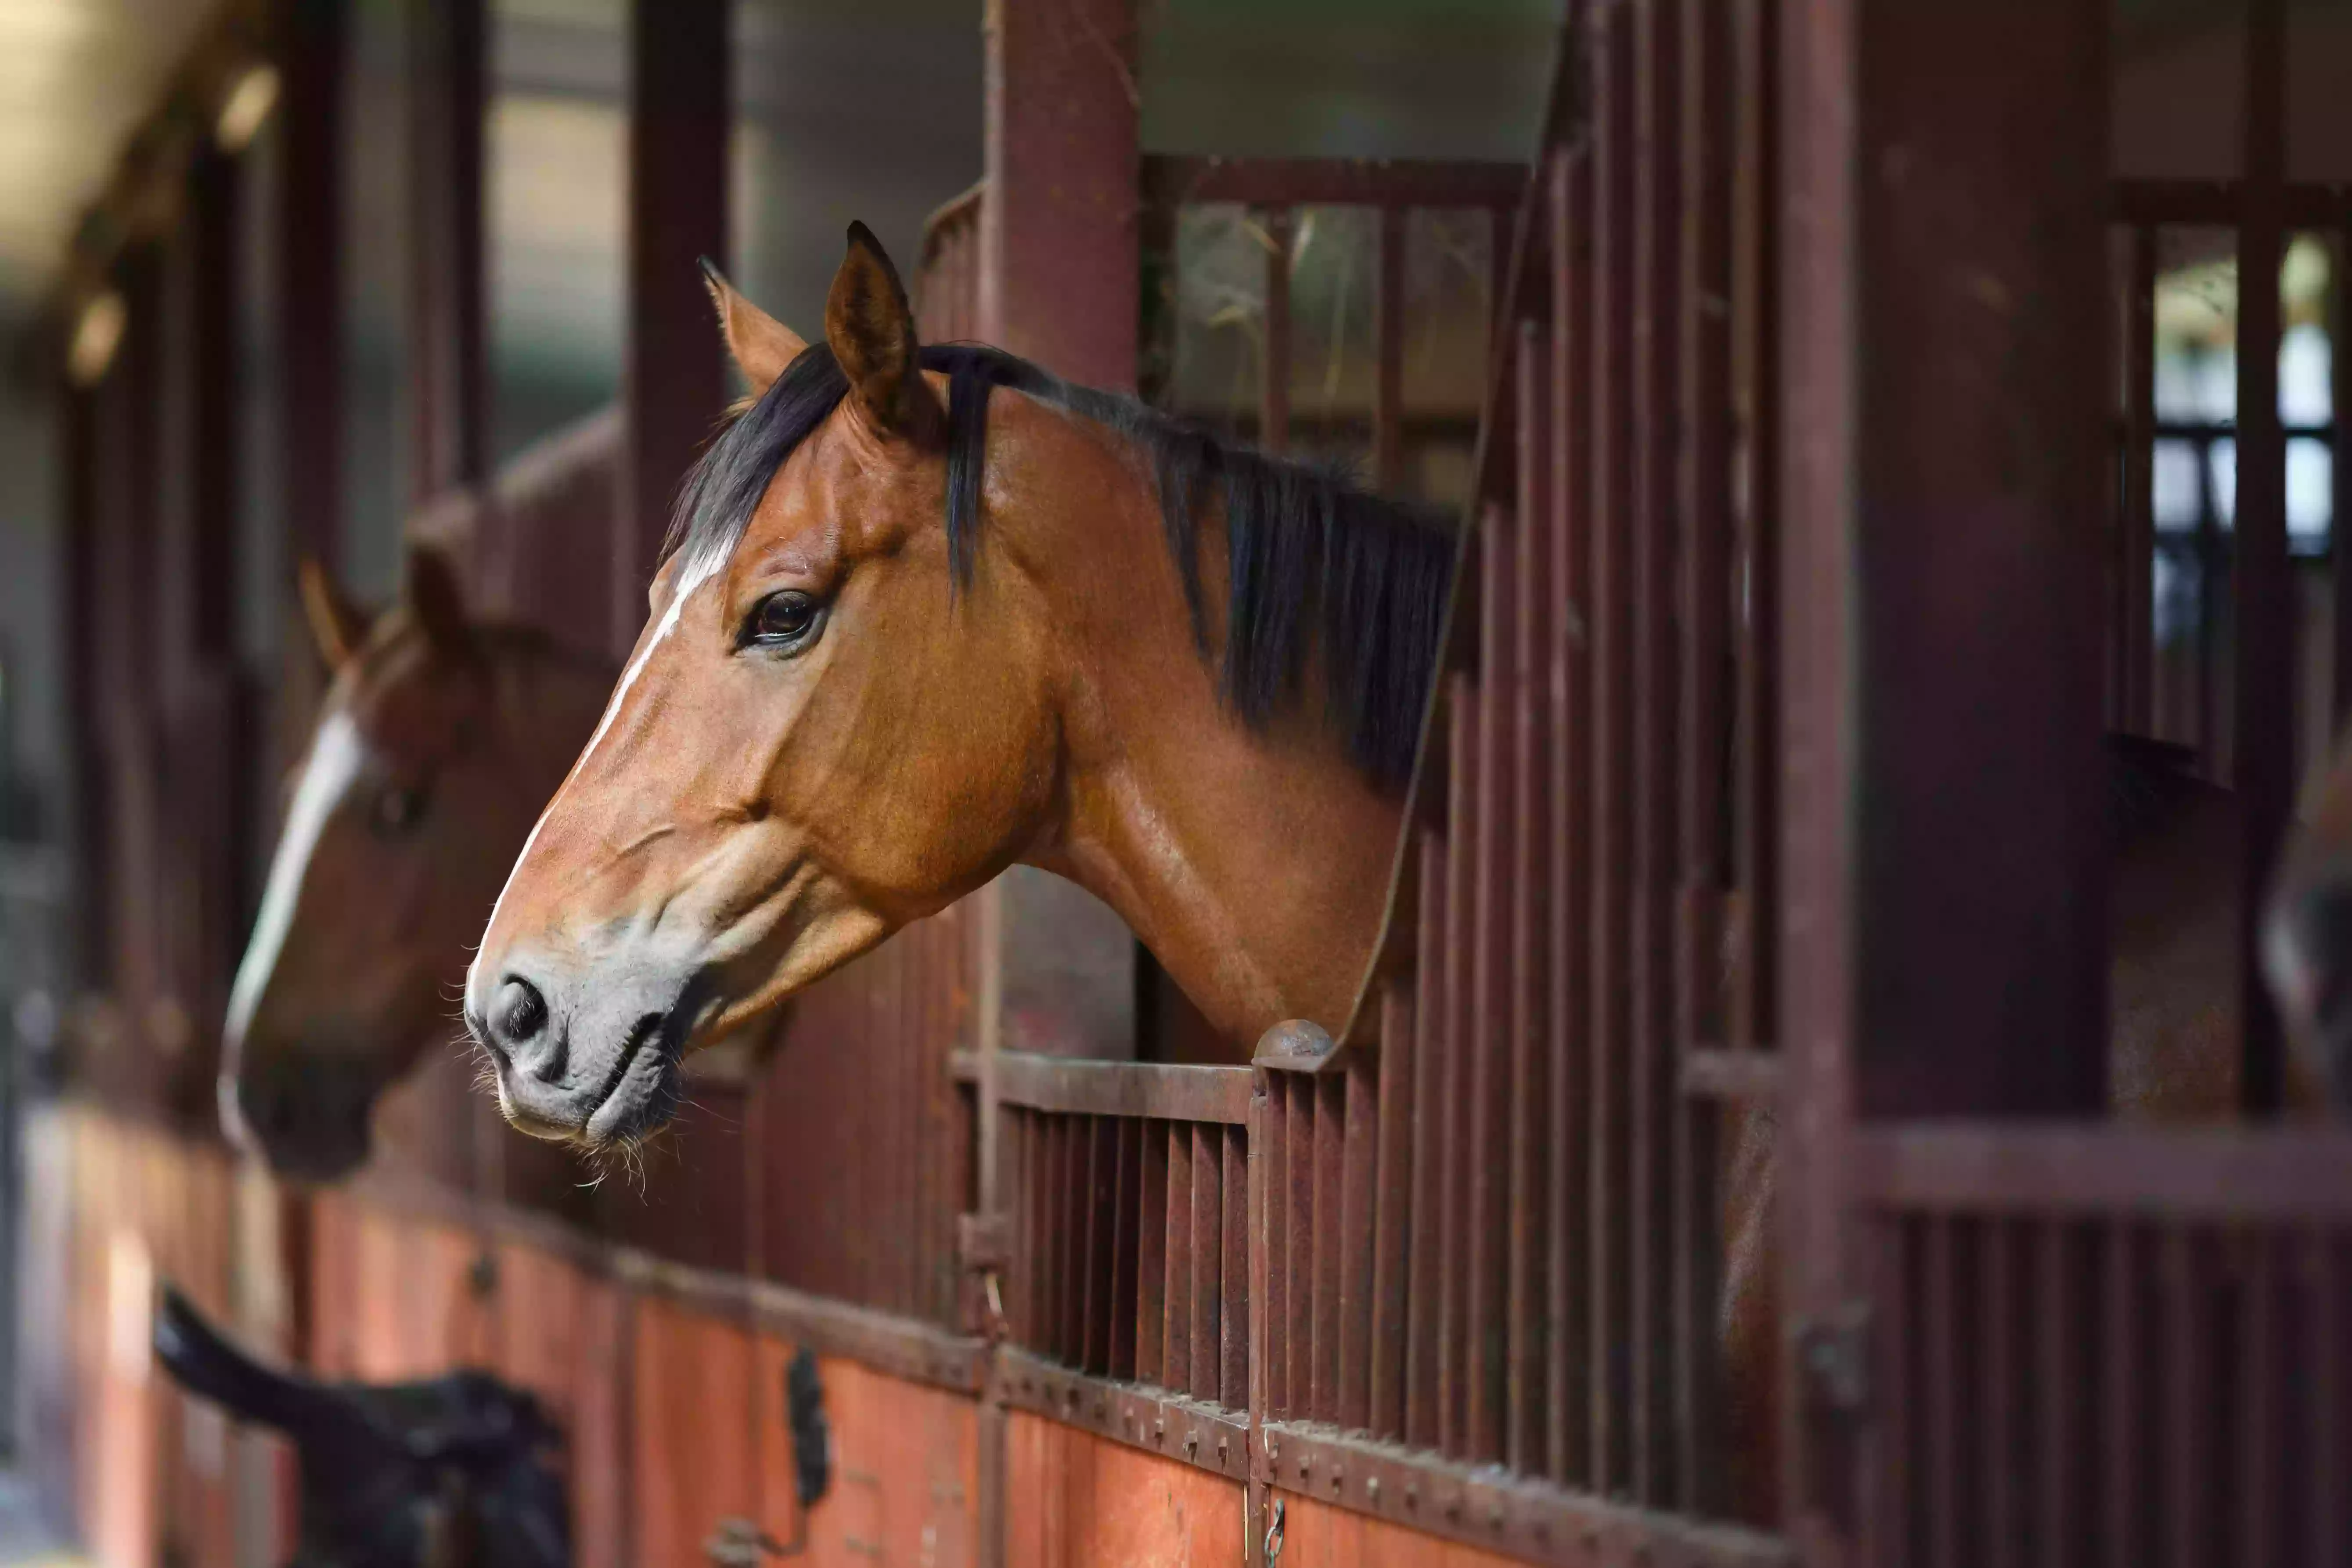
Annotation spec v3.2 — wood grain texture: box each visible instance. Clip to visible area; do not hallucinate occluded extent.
[755,1340,979,1568]
[1005,1413,1243,1568]
[631,1295,758,1568]
[1270,1490,1529,1568]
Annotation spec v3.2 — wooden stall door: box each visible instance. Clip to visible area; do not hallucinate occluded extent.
[754,1340,980,1568]
[632,1296,760,1567]
[1005,1413,1244,1568]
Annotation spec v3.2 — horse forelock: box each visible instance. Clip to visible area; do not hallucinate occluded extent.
[663,339,1459,789]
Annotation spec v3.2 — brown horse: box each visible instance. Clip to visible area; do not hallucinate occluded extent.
[465,224,1448,1144]
[222,547,614,1179]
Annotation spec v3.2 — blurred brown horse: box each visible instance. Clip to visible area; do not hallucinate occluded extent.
[221,546,613,1179]
[461,226,2306,1524]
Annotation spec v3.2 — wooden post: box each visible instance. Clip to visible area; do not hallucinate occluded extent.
[407,0,487,504]
[1777,0,2111,1541]
[276,0,345,576]
[615,0,729,656]
[979,0,1138,388]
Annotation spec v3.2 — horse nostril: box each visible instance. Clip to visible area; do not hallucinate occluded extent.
[493,977,548,1049]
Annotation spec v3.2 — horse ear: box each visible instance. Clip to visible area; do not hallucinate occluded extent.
[700,259,807,400]
[298,555,368,671]
[824,222,941,439]
[402,545,473,657]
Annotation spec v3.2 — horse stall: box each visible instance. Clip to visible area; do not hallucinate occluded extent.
[10,1,2351,1567]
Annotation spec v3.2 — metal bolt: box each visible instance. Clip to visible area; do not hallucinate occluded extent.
[1183,1431,1199,1457]
[1404,1483,1419,1510]
[1444,1492,1464,1521]
[1488,1502,1505,1530]
[1329,1468,1343,1492]
[1298,1456,1310,1478]
[1153,1415,1167,1439]
[1365,1477,1380,1504]
[1216,1436,1229,1460]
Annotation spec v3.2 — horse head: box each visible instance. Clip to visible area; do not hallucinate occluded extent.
[222,546,613,1179]
[466,222,1451,1151]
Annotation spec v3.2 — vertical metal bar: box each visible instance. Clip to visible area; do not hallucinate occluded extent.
[1868,1219,1912,1568]
[1163,1119,1194,1391]
[2239,0,2291,1116]
[1469,549,1516,1461]
[1548,143,1596,1491]
[1057,1116,1084,1364]
[1261,1089,1287,1417]
[1374,206,1407,490]
[1588,0,1637,1490]
[1924,1216,1959,1568]
[2035,1221,2081,1568]
[1339,1056,1377,1432]
[2160,1231,2210,1568]
[1137,1116,1169,1385]
[2100,1224,2139,1568]
[1246,1083,1271,1568]
[1631,0,1686,1504]
[1010,1110,1033,1346]
[1221,1124,1248,1409]
[1289,1074,1320,1422]
[2123,227,2158,734]
[1405,836,1445,1447]
[2306,1234,2344,1568]
[1439,683,1477,1456]
[617,0,729,654]
[1190,1123,1222,1402]
[1087,1118,1120,1373]
[1731,0,1779,1058]
[1984,1222,2021,1568]
[1111,1116,1141,1380]
[2236,1232,2280,1568]
[1507,310,1553,1476]
[1312,1075,1345,1424]
[1675,0,1734,1501]
[1260,206,1293,454]
[1369,984,1414,1440]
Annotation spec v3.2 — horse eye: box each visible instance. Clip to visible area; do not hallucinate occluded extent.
[745,591,822,651]
[369,785,426,837]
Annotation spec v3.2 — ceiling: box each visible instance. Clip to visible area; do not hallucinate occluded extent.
[0,0,216,311]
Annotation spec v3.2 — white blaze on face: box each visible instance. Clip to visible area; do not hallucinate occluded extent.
[467,549,730,1004]
[225,712,368,1051]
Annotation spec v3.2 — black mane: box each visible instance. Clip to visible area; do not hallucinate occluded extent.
[664,341,1458,787]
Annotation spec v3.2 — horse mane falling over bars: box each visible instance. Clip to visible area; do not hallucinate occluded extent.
[663,340,1460,787]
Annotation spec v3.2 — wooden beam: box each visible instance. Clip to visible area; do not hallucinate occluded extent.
[274,0,345,574]
[407,0,487,504]
[980,0,1138,387]
[616,0,729,655]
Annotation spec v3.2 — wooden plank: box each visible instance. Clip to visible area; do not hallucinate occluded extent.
[630,1296,756,1568]
[755,1343,979,1567]
[616,0,728,652]
[994,1054,1255,1125]
[1004,1412,1244,1568]
[1846,1127,2352,1219]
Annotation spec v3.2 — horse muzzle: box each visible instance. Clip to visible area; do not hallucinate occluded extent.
[468,954,703,1145]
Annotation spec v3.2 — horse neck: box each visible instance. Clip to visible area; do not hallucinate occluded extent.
[1017,474,1408,1049]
